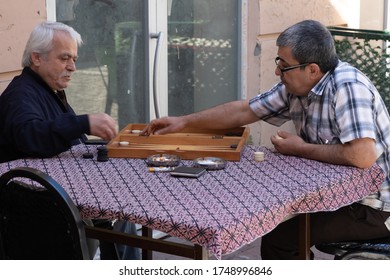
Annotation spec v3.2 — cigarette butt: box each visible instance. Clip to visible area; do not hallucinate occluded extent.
[149,167,175,172]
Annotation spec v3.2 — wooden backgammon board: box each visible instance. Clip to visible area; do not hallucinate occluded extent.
[107,124,250,161]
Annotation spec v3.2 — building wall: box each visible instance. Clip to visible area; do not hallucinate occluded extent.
[0,0,47,93]
[360,0,385,29]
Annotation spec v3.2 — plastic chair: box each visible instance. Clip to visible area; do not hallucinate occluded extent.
[316,236,390,260]
[0,167,91,259]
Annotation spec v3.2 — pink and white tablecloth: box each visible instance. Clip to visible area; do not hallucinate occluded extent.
[0,144,384,259]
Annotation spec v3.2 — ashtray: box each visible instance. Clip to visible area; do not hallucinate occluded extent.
[146,154,181,167]
[193,157,226,170]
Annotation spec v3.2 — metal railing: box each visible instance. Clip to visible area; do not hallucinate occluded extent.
[329,26,390,111]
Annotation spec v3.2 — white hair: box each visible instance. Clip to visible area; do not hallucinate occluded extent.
[21,21,83,67]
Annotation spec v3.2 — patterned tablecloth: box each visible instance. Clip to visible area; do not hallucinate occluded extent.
[0,144,384,259]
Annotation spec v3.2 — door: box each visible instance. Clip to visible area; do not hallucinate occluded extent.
[52,0,244,130]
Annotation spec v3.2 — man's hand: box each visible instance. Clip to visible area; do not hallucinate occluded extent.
[88,113,117,141]
[140,116,185,136]
[271,131,305,156]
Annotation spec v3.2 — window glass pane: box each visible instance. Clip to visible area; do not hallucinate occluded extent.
[168,0,239,115]
[57,0,146,130]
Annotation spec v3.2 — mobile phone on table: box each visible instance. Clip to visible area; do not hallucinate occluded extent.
[170,166,206,178]
[82,134,108,145]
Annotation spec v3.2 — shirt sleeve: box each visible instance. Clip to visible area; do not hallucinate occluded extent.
[249,82,292,126]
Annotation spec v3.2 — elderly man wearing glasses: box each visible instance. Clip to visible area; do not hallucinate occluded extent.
[141,20,390,259]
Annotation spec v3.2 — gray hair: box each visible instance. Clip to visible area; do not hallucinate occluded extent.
[21,21,83,67]
[276,20,338,73]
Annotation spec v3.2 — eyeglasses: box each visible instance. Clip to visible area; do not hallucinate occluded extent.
[275,57,311,74]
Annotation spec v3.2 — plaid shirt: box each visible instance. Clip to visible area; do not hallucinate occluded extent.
[249,61,390,226]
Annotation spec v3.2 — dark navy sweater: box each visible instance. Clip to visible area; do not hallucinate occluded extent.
[0,67,90,162]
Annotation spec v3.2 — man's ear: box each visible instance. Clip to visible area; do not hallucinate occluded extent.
[31,52,41,66]
[308,63,321,78]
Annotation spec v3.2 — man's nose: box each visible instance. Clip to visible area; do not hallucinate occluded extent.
[67,60,76,71]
